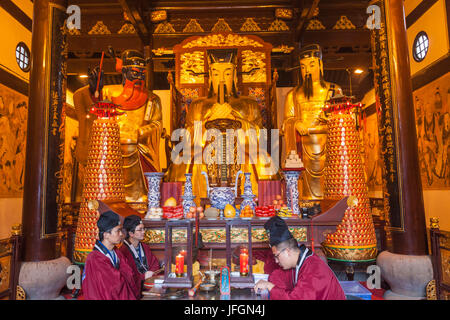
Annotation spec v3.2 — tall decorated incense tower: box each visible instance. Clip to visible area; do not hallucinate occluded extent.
[73,102,125,265]
[321,96,378,262]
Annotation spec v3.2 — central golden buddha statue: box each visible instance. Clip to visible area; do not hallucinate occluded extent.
[283,44,342,200]
[166,49,276,202]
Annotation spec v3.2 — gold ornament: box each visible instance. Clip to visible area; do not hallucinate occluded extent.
[430,217,440,229]
[88,21,111,35]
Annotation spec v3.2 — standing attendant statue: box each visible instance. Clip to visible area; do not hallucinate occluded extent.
[73,48,163,203]
[282,44,343,200]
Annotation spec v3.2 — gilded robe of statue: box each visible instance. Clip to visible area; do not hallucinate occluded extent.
[73,50,162,203]
[283,44,342,200]
[166,49,276,202]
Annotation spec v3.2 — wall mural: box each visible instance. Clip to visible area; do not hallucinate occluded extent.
[413,72,450,189]
[361,111,383,194]
[0,83,27,197]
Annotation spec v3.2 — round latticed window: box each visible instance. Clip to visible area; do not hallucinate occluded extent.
[15,42,30,72]
[413,31,429,62]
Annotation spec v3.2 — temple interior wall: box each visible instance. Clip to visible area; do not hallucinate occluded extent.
[0,2,31,239]
[406,0,450,231]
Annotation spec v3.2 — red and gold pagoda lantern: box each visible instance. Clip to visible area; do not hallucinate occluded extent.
[321,95,378,262]
[73,100,125,265]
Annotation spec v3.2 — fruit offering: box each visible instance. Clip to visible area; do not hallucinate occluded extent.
[272,195,287,210]
[240,205,254,218]
[224,204,236,218]
[164,197,177,207]
[145,207,163,220]
[186,206,204,219]
[255,205,276,218]
[162,205,183,219]
[277,206,293,218]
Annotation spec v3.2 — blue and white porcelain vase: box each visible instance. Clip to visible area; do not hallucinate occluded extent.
[283,170,300,215]
[182,173,196,216]
[240,172,256,211]
[144,172,165,210]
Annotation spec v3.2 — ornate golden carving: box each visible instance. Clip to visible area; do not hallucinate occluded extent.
[306,19,326,30]
[183,19,204,33]
[321,244,378,262]
[240,18,261,32]
[211,18,232,32]
[0,256,10,292]
[241,50,266,83]
[154,21,176,34]
[144,226,307,244]
[426,280,437,300]
[180,51,205,84]
[152,48,174,56]
[275,8,293,20]
[11,224,22,236]
[182,33,263,49]
[88,21,111,35]
[16,285,26,300]
[0,239,11,256]
[268,19,289,31]
[67,27,81,35]
[272,45,294,54]
[151,10,167,23]
[430,217,440,229]
[73,250,89,264]
[333,16,356,30]
[118,23,137,35]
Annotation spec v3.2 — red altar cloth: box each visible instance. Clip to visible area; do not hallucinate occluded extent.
[161,182,182,205]
[257,180,282,206]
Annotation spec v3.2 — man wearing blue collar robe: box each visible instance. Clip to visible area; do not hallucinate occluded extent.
[254,216,345,300]
[82,210,139,300]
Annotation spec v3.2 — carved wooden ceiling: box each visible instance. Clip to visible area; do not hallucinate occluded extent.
[67,0,373,101]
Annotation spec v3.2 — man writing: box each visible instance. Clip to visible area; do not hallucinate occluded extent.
[82,210,139,300]
[254,216,345,300]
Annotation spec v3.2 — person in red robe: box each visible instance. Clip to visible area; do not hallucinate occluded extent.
[82,210,139,300]
[119,215,161,297]
[254,216,346,300]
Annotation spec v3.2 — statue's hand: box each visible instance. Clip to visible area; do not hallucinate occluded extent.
[295,121,309,136]
[88,66,104,97]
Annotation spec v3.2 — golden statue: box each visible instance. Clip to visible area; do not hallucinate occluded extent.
[166,49,276,202]
[282,44,342,200]
[73,49,162,203]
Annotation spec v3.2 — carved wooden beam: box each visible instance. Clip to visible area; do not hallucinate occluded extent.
[117,0,149,45]
[295,0,320,42]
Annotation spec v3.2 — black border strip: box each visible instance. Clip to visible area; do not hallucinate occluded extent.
[0,66,29,96]
[0,0,32,32]
[406,0,440,28]
[411,54,450,91]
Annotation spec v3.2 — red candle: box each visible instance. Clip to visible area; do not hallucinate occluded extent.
[175,254,184,277]
[240,252,248,276]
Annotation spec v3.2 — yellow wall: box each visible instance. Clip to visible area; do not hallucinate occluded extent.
[0,7,31,83]
[404,0,424,16]
[0,2,32,239]
[406,0,450,231]
[407,0,449,76]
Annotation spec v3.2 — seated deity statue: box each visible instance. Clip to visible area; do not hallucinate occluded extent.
[166,49,277,202]
[282,44,342,200]
[73,49,162,203]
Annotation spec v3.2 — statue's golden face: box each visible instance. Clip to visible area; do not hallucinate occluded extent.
[300,56,322,82]
[210,62,235,95]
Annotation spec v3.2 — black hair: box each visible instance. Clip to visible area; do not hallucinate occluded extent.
[275,237,299,251]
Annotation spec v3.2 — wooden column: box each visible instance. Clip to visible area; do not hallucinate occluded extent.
[22,0,67,261]
[385,0,427,255]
